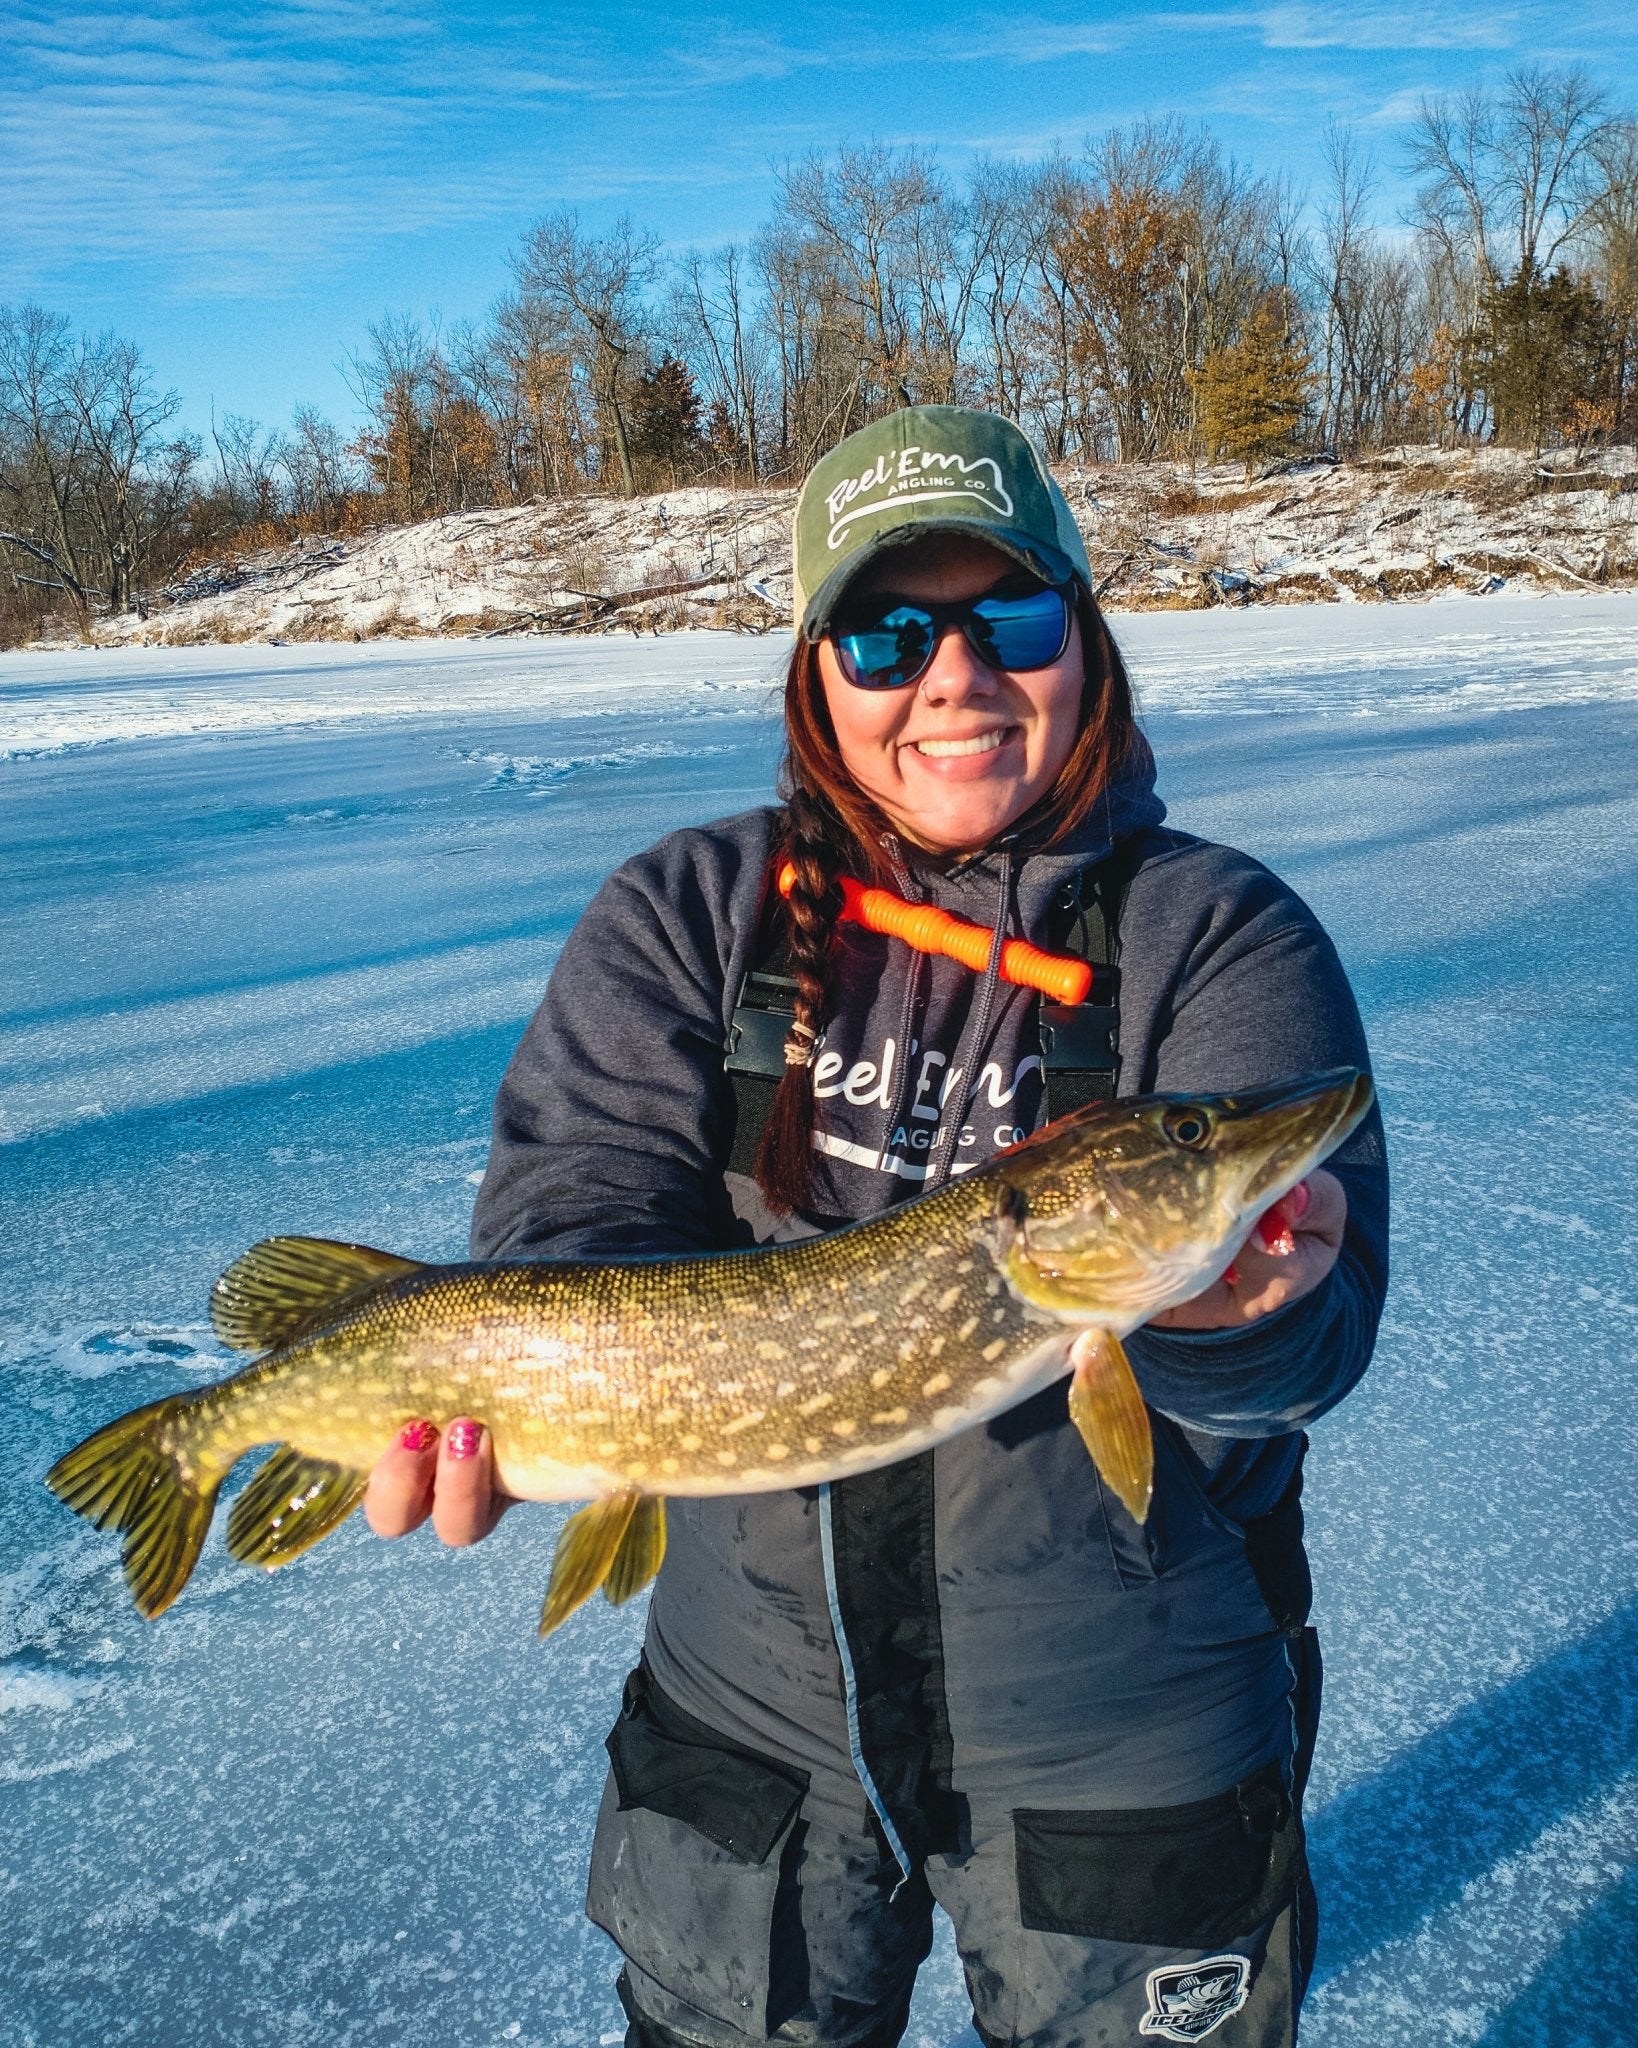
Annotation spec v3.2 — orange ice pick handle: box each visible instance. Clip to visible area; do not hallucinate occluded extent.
[776,863,1094,1006]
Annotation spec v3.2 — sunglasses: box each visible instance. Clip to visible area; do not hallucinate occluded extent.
[829,583,1073,690]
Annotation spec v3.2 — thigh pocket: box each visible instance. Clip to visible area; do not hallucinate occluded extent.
[586,1664,811,2033]
[1013,1762,1301,1949]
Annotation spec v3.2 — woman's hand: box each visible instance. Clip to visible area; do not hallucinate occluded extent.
[1147,1170,1346,1332]
[364,1418,515,1545]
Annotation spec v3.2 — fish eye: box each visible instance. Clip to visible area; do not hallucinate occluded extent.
[1162,1106,1212,1149]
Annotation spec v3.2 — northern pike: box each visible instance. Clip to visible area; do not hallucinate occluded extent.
[46,1068,1371,1637]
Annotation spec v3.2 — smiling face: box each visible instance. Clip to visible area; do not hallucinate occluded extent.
[816,536,1087,855]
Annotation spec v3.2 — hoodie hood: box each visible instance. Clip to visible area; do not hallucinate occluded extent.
[798,735,1166,1222]
[897,728,1165,929]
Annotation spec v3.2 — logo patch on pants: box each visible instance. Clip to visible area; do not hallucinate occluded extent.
[1139,1955,1252,2041]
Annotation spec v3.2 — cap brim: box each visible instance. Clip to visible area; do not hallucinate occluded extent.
[800,523,1081,641]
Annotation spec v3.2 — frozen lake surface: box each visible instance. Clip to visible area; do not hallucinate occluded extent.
[3,594,1636,2048]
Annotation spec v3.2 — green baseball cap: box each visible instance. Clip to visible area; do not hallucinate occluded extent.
[792,405,1091,640]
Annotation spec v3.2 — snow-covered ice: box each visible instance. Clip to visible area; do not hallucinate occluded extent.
[3,596,1635,2048]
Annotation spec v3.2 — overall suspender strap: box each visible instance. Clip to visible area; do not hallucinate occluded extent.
[723,885,797,1178]
[1036,844,1137,1117]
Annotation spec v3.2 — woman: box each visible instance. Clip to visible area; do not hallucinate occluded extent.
[365,406,1388,2048]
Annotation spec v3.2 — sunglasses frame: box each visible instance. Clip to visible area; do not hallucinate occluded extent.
[828,582,1074,691]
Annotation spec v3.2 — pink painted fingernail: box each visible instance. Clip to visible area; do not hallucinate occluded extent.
[445,1418,483,1462]
[1253,1204,1294,1253]
[397,1419,437,1453]
[1222,1261,1240,1288]
[1290,1180,1312,1219]
[1256,1211,1296,1256]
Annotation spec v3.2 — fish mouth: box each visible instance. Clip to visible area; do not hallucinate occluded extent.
[1226,1067,1374,1208]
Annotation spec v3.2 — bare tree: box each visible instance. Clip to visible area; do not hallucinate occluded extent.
[1018,156,1091,460]
[68,335,196,612]
[1177,130,1283,364]
[1408,66,1613,286]
[513,212,659,497]
[1306,124,1404,452]
[966,160,1045,423]
[0,307,195,622]
[282,406,360,524]
[754,216,863,474]
[777,147,968,411]
[210,411,285,528]
[486,291,588,498]
[1587,120,1638,437]
[347,315,434,518]
[0,305,94,624]
[670,246,768,479]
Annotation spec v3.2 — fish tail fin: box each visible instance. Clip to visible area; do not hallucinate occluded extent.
[1068,1329,1154,1525]
[538,1488,643,1639]
[226,1446,368,1570]
[45,1395,222,1620]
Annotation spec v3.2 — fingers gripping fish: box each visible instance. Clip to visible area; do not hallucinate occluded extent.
[45,1070,1372,1638]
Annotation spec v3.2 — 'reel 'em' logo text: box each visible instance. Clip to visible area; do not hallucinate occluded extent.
[825,445,1014,550]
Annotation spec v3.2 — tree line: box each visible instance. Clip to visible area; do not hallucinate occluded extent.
[3,65,1635,638]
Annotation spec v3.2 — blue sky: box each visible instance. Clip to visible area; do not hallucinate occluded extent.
[5,0,1637,439]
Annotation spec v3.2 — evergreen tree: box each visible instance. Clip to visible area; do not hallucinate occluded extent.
[1469,266,1614,450]
[628,354,704,484]
[1191,293,1314,465]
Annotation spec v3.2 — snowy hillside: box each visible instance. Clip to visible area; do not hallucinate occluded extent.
[85,445,1638,648]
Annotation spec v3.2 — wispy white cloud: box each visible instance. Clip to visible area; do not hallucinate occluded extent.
[1359,81,1446,128]
[2,0,1632,310]
[1247,3,1517,51]
[934,2,1520,66]
[0,0,796,297]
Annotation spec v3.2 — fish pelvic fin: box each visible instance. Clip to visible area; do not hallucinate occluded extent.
[211,1236,425,1353]
[226,1446,368,1569]
[603,1495,667,1608]
[1068,1329,1154,1526]
[45,1395,222,1620]
[538,1489,642,1639]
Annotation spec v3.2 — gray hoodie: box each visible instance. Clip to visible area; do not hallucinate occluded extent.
[473,748,1387,1842]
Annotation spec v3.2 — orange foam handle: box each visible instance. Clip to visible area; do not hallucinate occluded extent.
[777,864,1093,1005]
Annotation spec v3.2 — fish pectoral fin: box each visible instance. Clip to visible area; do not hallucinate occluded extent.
[225,1446,368,1568]
[1067,1329,1154,1526]
[210,1236,425,1353]
[603,1496,667,1607]
[539,1489,642,1639]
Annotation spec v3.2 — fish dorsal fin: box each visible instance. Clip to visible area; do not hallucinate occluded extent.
[210,1236,424,1353]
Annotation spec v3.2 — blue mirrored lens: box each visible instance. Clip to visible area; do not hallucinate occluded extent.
[836,608,936,689]
[968,588,1071,671]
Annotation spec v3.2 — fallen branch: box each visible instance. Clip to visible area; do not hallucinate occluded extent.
[0,530,89,603]
[566,570,727,611]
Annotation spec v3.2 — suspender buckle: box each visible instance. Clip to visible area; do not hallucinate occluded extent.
[1038,998,1119,1070]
